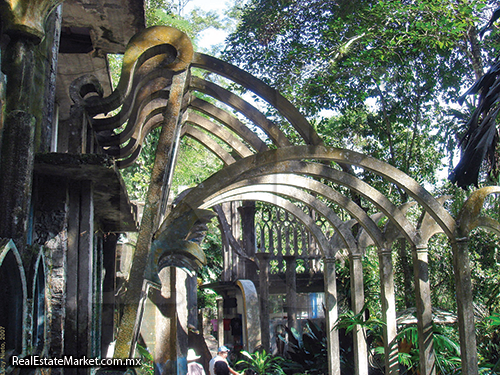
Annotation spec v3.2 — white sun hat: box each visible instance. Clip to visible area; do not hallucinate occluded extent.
[187,348,201,361]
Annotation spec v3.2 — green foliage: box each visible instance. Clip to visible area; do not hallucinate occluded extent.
[143,0,232,54]
[223,0,498,191]
[172,137,223,194]
[362,248,382,317]
[278,320,328,375]
[236,350,285,375]
[428,234,457,312]
[479,313,500,373]
[487,312,500,327]
[135,344,154,375]
[371,324,462,375]
[145,0,175,27]
[334,307,385,336]
[120,127,161,201]
[224,0,481,110]
[197,221,223,310]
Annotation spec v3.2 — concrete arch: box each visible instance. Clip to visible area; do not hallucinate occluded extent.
[205,193,331,256]
[183,125,236,166]
[189,76,291,147]
[202,185,358,254]
[183,112,254,158]
[187,96,268,153]
[191,53,323,146]
[0,239,27,365]
[201,176,384,250]
[176,146,454,242]
[185,159,417,247]
[235,280,261,353]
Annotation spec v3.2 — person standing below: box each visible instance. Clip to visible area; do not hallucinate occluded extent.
[208,346,241,375]
[187,349,206,375]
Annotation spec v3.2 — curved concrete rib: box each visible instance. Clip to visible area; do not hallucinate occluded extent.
[84,26,193,115]
[202,175,385,250]
[184,112,253,158]
[175,146,454,241]
[196,160,417,246]
[202,192,331,256]
[189,76,291,147]
[191,53,323,146]
[201,184,358,253]
[182,125,235,166]
[188,96,268,152]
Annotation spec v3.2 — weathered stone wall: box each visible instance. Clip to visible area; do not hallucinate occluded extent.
[35,6,62,153]
[33,175,69,362]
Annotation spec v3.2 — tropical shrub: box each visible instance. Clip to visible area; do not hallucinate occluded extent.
[236,349,285,375]
[135,344,154,375]
[278,320,328,375]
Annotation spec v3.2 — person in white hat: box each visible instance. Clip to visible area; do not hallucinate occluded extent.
[187,348,206,375]
[208,346,241,375]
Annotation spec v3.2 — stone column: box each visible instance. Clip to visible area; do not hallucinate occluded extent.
[413,244,435,375]
[452,237,478,375]
[323,257,340,375]
[176,269,189,375]
[155,267,189,375]
[239,201,258,282]
[37,176,68,365]
[349,253,369,375]
[156,267,177,375]
[101,233,118,358]
[114,70,189,358]
[187,274,199,331]
[231,202,243,279]
[284,255,298,332]
[378,248,398,375]
[217,297,224,347]
[221,203,232,282]
[0,0,63,251]
[0,35,37,251]
[65,180,94,375]
[256,252,271,352]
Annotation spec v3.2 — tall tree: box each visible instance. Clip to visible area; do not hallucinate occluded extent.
[223,0,491,190]
[223,0,496,310]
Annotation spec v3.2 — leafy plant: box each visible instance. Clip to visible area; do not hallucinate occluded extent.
[372,325,462,375]
[278,320,328,375]
[478,312,500,373]
[135,344,154,375]
[334,308,385,373]
[236,349,285,375]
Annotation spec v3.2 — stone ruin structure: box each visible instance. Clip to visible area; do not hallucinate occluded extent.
[0,1,499,375]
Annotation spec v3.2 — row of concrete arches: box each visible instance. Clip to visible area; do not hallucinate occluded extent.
[0,239,47,371]
[78,26,500,375]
